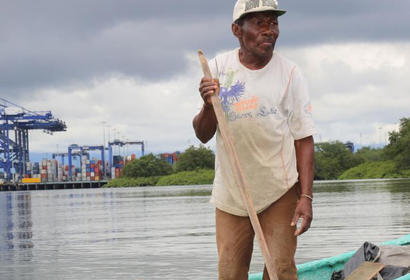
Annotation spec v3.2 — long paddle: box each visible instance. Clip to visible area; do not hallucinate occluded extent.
[197,50,279,280]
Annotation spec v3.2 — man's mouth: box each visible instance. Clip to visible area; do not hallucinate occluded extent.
[260,41,274,48]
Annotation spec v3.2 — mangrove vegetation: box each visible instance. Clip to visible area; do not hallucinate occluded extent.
[105,117,410,187]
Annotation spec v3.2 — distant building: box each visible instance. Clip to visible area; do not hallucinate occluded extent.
[345,141,354,153]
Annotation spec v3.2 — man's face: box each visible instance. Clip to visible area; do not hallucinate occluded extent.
[235,12,279,58]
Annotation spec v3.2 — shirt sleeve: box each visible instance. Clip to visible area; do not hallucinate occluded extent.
[285,66,317,140]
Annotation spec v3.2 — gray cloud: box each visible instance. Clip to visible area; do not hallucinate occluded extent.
[1,0,409,99]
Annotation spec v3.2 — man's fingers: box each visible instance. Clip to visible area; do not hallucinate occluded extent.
[199,86,218,102]
[199,81,217,88]
[199,79,217,88]
[294,217,307,236]
[199,78,219,106]
[291,210,312,236]
[200,77,213,83]
[200,84,218,93]
[294,225,302,236]
[200,80,219,106]
[290,213,299,227]
[294,215,312,236]
[291,199,313,236]
[200,87,217,96]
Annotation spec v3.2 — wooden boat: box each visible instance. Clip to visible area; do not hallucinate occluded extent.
[249,234,410,280]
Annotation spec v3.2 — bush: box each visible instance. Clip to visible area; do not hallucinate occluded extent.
[156,169,214,186]
[314,141,363,180]
[123,154,172,177]
[398,169,410,178]
[339,160,399,180]
[103,169,215,188]
[355,146,385,162]
[175,145,215,172]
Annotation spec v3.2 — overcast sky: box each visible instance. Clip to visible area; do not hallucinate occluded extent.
[1,0,409,157]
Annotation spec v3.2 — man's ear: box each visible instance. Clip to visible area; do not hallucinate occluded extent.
[232,23,242,39]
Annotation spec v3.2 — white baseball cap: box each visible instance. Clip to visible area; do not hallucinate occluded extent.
[233,0,286,23]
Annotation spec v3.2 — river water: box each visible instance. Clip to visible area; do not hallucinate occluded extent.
[0,179,409,280]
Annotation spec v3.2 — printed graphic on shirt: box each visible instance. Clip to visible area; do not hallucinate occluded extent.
[223,68,236,89]
[219,81,245,113]
[304,102,312,116]
[257,105,278,117]
[234,96,258,112]
[219,69,278,122]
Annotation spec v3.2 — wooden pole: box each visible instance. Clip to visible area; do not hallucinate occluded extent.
[197,50,279,280]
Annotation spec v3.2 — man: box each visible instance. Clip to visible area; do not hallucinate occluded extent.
[193,0,315,279]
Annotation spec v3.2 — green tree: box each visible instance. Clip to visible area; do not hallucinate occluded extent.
[314,141,363,180]
[122,154,172,178]
[355,146,385,162]
[384,117,410,171]
[175,145,215,172]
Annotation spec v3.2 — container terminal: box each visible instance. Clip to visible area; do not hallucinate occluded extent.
[0,97,180,191]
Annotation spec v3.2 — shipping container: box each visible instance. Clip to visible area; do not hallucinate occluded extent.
[22,178,41,183]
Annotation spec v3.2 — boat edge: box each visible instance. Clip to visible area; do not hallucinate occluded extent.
[248,234,410,280]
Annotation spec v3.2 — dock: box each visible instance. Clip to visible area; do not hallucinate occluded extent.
[0,180,108,192]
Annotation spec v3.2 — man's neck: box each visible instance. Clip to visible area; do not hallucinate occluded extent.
[238,49,273,70]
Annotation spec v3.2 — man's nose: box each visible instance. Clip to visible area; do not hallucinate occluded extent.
[263,25,278,36]
[261,27,274,37]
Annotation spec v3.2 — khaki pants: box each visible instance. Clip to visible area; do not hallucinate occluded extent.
[216,186,298,280]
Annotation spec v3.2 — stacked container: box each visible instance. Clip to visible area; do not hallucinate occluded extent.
[110,167,121,179]
[33,162,40,177]
[57,165,64,181]
[22,157,108,182]
[24,159,62,182]
[75,167,81,181]
[26,162,31,178]
[159,152,180,165]
[81,157,88,181]
[47,160,58,182]
[25,162,41,179]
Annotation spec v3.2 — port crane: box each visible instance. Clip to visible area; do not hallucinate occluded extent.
[67,144,107,180]
[0,97,66,182]
[52,151,88,166]
[108,140,144,170]
[66,141,144,179]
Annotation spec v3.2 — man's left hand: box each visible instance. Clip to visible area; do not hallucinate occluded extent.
[291,198,312,236]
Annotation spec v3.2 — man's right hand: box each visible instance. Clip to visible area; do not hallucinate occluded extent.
[193,77,219,143]
[199,77,219,107]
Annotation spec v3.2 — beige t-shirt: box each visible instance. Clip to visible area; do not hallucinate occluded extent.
[209,49,316,216]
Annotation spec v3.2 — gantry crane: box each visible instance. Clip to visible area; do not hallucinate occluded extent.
[52,151,88,166]
[0,97,66,182]
[67,144,107,180]
[108,140,144,171]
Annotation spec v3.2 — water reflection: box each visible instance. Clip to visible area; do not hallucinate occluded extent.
[0,192,34,265]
